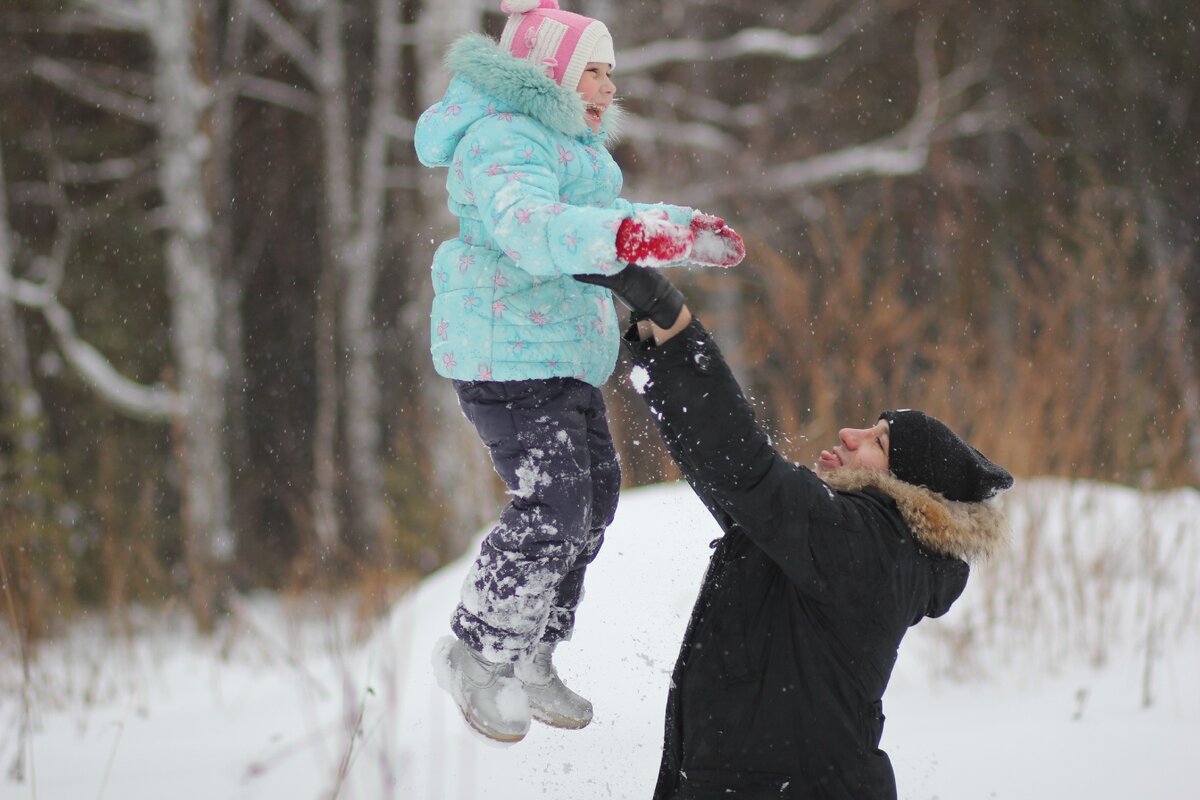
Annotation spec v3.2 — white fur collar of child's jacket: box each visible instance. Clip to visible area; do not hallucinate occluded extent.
[445,33,623,143]
[820,467,1008,564]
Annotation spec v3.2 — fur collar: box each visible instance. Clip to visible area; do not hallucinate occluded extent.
[446,33,623,143]
[820,467,1008,563]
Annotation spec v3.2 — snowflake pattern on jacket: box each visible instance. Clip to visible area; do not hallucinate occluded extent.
[414,34,693,386]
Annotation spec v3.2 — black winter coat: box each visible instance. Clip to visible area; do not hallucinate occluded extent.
[625,320,1006,800]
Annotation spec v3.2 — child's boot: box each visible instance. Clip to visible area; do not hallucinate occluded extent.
[515,641,593,729]
[436,637,531,743]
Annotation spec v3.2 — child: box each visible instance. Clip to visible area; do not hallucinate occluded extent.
[415,0,745,743]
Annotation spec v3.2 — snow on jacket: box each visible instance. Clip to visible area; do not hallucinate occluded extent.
[624,319,1007,800]
[414,34,694,385]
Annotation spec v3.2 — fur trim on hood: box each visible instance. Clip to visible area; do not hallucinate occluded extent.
[821,467,1008,563]
[445,33,623,143]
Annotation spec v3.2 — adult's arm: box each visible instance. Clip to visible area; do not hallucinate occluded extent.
[625,316,861,593]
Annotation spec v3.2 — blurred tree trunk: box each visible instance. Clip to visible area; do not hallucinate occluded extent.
[206,2,255,557]
[319,0,400,557]
[244,0,401,559]
[148,0,235,630]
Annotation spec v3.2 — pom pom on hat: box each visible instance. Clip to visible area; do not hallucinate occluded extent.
[879,410,1014,503]
[498,0,614,90]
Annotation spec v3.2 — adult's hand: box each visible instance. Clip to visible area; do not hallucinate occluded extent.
[575,263,686,329]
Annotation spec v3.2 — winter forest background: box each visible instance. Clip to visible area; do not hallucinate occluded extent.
[1,0,1198,717]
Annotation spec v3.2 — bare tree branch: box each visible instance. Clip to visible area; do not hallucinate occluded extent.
[621,76,768,128]
[1,275,180,420]
[621,28,829,73]
[32,56,156,122]
[239,0,322,86]
[616,112,744,153]
[619,1,872,74]
[237,75,319,115]
[58,156,147,184]
[54,1,146,32]
[673,16,1001,199]
[73,0,153,31]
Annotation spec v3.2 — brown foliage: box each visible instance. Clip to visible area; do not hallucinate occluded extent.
[723,192,1190,489]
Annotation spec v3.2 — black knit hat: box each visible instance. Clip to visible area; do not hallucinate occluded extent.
[878,410,1013,502]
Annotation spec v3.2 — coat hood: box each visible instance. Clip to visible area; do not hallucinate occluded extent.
[417,34,621,168]
[821,467,1008,564]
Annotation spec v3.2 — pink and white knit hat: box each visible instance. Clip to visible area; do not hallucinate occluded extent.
[498,0,615,91]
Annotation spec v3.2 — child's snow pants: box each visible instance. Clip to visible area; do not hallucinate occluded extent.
[450,377,621,664]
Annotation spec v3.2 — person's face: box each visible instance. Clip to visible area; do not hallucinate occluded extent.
[816,419,890,475]
[576,62,615,132]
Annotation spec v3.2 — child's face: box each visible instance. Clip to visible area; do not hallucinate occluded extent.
[576,62,616,133]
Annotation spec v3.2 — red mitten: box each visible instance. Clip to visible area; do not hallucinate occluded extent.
[689,211,746,267]
[616,212,695,267]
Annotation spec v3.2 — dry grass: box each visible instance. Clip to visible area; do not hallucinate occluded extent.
[716,191,1194,489]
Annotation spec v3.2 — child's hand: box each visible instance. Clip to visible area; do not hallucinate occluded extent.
[616,212,695,267]
[690,212,746,268]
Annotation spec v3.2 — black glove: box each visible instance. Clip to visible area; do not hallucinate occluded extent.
[575,264,686,329]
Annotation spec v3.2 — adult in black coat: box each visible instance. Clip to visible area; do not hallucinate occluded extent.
[577,264,1013,800]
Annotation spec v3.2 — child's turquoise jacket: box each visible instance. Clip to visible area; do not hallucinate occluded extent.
[415,34,694,385]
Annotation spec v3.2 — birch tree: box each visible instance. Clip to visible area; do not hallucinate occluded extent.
[150,0,235,626]
[18,0,234,629]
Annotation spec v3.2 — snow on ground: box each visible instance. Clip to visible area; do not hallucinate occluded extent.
[2,479,1198,799]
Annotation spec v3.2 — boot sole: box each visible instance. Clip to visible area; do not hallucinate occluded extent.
[530,707,592,730]
[457,706,528,743]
